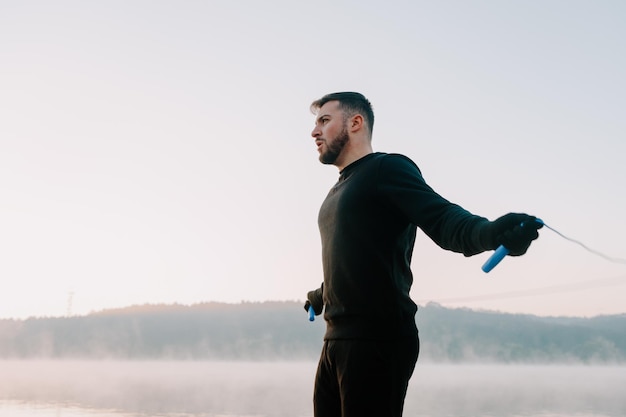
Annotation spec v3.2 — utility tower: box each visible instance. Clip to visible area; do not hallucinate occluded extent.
[66,291,74,317]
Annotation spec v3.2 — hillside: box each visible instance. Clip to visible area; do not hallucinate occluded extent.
[0,302,624,363]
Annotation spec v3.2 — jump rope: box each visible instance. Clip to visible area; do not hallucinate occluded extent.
[482,218,626,272]
[308,219,626,321]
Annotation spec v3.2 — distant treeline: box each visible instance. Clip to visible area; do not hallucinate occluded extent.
[0,302,624,363]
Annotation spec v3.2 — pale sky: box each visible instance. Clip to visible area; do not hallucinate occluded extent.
[1,1,625,319]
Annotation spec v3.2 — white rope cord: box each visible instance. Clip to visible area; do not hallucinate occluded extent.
[543,222,626,265]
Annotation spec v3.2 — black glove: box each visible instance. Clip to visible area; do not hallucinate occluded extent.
[304,283,324,316]
[486,213,542,256]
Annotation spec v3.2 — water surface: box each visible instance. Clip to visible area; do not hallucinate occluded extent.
[1,361,624,416]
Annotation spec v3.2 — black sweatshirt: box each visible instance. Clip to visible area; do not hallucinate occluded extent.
[318,152,493,340]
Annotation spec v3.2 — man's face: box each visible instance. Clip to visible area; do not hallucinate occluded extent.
[311,101,349,166]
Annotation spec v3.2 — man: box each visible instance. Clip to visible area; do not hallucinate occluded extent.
[303,92,542,417]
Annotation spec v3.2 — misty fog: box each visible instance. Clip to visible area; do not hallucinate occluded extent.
[1,360,625,417]
[0,360,314,416]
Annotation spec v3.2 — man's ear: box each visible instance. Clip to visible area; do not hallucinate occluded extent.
[349,114,364,133]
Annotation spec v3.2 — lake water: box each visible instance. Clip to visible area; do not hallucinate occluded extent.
[1,360,624,417]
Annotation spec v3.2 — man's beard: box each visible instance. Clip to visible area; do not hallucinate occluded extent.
[319,126,349,165]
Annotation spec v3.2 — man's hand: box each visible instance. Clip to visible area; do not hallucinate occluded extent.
[489,213,543,256]
[304,284,324,316]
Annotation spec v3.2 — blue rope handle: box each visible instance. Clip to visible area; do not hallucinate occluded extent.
[482,218,544,273]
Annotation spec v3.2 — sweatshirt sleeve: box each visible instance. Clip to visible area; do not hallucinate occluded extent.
[377,154,493,256]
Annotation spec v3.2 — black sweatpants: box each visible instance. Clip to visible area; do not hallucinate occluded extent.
[313,333,419,417]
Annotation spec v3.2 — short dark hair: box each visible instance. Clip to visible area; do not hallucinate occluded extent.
[310,92,374,136]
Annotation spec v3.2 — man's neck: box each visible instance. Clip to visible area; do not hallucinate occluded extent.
[336,152,371,171]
